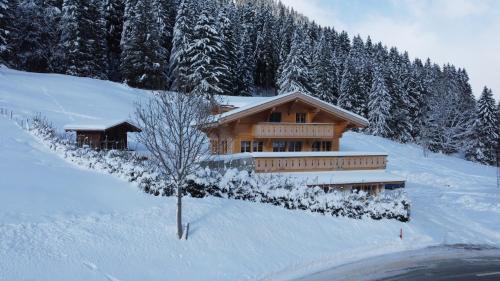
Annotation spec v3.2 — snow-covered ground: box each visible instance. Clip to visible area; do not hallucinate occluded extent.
[1,67,499,281]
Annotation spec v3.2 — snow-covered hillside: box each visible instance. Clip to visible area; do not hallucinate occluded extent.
[1,68,499,281]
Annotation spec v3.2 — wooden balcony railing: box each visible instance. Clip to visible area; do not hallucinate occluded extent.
[254,155,387,172]
[253,122,334,138]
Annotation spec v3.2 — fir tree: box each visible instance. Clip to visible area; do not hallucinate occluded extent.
[253,5,277,91]
[104,0,124,80]
[311,30,337,103]
[11,0,56,72]
[234,2,255,96]
[466,87,498,165]
[277,27,313,94]
[338,36,366,116]
[0,0,16,63]
[215,5,237,95]
[368,65,391,137]
[185,2,225,98]
[120,0,166,89]
[167,0,195,91]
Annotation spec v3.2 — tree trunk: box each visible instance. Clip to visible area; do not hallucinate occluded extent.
[177,183,183,239]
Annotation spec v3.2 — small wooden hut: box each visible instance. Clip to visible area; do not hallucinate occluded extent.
[64,120,141,150]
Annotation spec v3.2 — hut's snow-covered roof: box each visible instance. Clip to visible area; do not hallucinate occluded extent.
[64,120,141,132]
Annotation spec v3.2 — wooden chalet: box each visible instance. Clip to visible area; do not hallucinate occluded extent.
[64,120,141,150]
[202,91,405,193]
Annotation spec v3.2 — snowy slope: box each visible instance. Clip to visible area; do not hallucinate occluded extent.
[1,68,499,281]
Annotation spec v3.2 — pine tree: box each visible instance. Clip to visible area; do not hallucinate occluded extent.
[215,4,237,95]
[86,0,108,79]
[368,65,391,137]
[333,31,350,93]
[311,29,337,103]
[57,0,106,78]
[234,2,255,96]
[277,27,313,94]
[466,87,498,165]
[120,0,166,89]
[11,0,55,72]
[153,0,175,54]
[185,2,225,98]
[104,0,124,80]
[253,5,277,91]
[0,0,16,63]
[167,0,195,91]
[338,36,366,116]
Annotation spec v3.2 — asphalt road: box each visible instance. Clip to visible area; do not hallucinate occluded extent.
[294,245,500,281]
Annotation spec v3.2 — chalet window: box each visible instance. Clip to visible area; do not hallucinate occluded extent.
[220,140,228,154]
[272,141,286,152]
[240,141,251,153]
[252,141,263,152]
[296,113,306,123]
[210,140,218,154]
[312,141,332,151]
[269,112,282,122]
[288,141,302,152]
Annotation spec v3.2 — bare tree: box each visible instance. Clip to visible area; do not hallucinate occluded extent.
[135,91,212,239]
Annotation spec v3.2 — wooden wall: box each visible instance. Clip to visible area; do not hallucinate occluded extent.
[209,100,349,154]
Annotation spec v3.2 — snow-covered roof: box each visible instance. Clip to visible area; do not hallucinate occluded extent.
[210,91,369,128]
[215,95,270,108]
[64,120,141,132]
[209,151,388,161]
[278,170,405,185]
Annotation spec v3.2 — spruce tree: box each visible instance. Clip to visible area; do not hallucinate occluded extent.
[277,27,313,94]
[185,2,225,98]
[216,5,237,95]
[0,0,16,63]
[253,6,277,91]
[120,0,166,89]
[368,65,391,137]
[311,30,337,103]
[234,2,255,96]
[86,0,108,79]
[466,87,498,165]
[167,0,195,92]
[338,36,366,116]
[104,0,124,80]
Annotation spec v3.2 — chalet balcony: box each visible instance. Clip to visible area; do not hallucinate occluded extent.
[253,122,335,138]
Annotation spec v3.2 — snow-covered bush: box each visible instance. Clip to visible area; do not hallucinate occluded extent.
[28,116,410,222]
[187,168,410,222]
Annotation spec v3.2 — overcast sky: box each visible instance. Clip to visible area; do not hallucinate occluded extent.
[281,0,500,100]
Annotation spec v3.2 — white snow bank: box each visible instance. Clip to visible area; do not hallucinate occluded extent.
[278,170,405,185]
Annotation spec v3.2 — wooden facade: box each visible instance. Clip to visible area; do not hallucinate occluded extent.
[201,92,405,191]
[204,92,364,156]
[65,121,141,150]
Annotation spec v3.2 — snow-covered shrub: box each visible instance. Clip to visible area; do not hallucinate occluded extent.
[187,168,411,222]
[28,116,410,222]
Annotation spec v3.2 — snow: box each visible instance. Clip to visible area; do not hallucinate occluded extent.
[1,68,499,281]
[64,120,139,131]
[278,170,405,185]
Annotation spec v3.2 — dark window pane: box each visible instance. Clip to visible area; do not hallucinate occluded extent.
[252,141,263,152]
[272,141,286,152]
[296,113,306,123]
[269,112,282,122]
[288,141,302,152]
[241,141,251,153]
